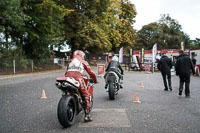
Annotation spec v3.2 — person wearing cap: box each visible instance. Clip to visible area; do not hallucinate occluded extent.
[157,53,173,91]
[175,50,195,97]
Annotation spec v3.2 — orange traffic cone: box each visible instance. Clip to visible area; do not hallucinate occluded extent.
[134,93,141,103]
[140,81,144,88]
[41,89,47,99]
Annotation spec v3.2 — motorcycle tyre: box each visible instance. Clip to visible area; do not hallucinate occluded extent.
[57,95,77,128]
[108,82,115,100]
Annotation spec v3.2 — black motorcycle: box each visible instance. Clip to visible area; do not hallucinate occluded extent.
[105,70,122,100]
[55,76,94,127]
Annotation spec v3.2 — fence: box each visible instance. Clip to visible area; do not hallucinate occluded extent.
[0,55,159,75]
[0,58,68,75]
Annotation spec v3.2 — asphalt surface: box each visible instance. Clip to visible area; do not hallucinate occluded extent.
[0,68,200,133]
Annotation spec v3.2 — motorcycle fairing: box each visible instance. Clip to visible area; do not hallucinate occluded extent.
[106,71,119,82]
[56,77,80,88]
[66,77,80,87]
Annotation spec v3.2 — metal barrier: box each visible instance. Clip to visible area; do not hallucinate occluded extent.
[0,59,64,75]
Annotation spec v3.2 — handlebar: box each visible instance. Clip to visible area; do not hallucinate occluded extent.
[83,75,97,84]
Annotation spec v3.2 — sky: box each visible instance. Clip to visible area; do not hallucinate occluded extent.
[130,0,200,40]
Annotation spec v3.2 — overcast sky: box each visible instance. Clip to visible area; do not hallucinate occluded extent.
[130,0,200,40]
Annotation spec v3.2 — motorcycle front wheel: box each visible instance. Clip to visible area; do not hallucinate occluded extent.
[108,82,115,100]
[57,95,77,128]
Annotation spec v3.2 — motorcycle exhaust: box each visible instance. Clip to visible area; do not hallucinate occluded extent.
[56,81,80,93]
[55,81,70,88]
[62,82,68,87]
[55,81,62,88]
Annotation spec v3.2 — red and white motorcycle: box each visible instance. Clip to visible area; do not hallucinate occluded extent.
[55,75,94,127]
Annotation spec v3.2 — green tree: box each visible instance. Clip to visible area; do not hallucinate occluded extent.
[0,0,25,49]
[118,0,136,51]
[135,14,187,50]
[60,0,136,54]
[60,0,111,54]
[159,14,186,49]
[0,0,137,60]
[0,0,29,62]
[105,0,136,53]
[190,38,200,48]
[22,0,65,59]
[0,0,66,60]
[105,0,123,52]
[136,22,160,50]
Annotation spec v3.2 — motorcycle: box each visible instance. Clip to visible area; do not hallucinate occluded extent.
[105,70,122,100]
[55,75,94,127]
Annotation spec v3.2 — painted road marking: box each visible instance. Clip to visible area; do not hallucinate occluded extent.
[79,109,131,127]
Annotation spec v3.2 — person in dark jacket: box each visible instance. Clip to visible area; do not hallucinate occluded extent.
[175,50,195,97]
[157,53,173,91]
[191,52,197,67]
[104,55,124,89]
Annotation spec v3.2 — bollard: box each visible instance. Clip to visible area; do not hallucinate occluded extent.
[31,60,34,72]
[13,60,16,74]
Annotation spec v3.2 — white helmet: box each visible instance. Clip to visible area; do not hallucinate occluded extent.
[112,55,119,62]
[73,50,85,59]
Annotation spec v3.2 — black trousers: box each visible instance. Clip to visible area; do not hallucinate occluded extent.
[179,73,190,95]
[162,73,172,89]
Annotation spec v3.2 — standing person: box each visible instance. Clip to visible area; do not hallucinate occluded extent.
[191,52,197,67]
[192,58,197,66]
[172,58,177,67]
[175,50,195,97]
[65,50,97,122]
[157,53,173,91]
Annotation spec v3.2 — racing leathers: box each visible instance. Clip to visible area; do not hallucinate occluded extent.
[65,55,97,113]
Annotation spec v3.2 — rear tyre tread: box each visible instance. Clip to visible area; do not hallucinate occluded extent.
[57,95,77,128]
[108,82,115,100]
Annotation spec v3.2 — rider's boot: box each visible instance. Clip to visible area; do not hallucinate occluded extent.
[120,84,123,89]
[84,109,92,122]
[105,83,108,89]
[120,79,123,89]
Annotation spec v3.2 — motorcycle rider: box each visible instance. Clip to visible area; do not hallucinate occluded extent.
[65,50,97,122]
[104,55,124,89]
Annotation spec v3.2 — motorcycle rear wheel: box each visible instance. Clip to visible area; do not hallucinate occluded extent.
[57,95,77,128]
[108,82,115,100]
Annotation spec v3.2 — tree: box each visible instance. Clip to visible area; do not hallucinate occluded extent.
[0,0,25,49]
[0,0,66,60]
[105,0,137,53]
[0,0,28,62]
[61,0,136,54]
[0,0,137,60]
[190,38,200,48]
[135,14,187,50]
[118,0,136,51]
[136,22,160,50]
[22,0,65,59]
[60,0,111,54]
[159,14,186,49]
